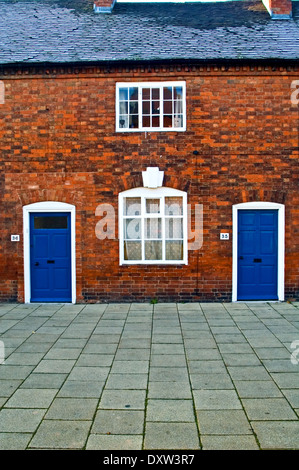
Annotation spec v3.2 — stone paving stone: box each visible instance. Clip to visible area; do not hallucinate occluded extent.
[252,421,299,449]
[0,379,23,397]
[234,380,283,398]
[144,422,200,450]
[4,388,57,408]
[4,352,45,366]
[99,389,146,410]
[146,399,195,422]
[148,381,192,399]
[86,434,143,450]
[75,353,114,367]
[270,372,299,388]
[29,419,91,449]
[242,398,298,420]
[57,380,105,398]
[196,409,253,435]
[105,373,148,390]
[201,435,259,450]
[0,433,32,450]
[110,360,149,374]
[149,366,189,382]
[44,348,82,360]
[20,373,67,389]
[150,354,187,367]
[0,365,35,380]
[0,408,45,432]
[45,397,98,420]
[194,390,242,410]
[282,389,299,408]
[227,365,272,381]
[190,373,234,390]
[91,409,144,435]
[67,366,110,382]
[33,359,76,374]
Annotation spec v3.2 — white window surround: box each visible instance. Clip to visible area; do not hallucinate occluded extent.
[232,201,285,302]
[23,201,76,304]
[119,186,188,265]
[116,81,186,132]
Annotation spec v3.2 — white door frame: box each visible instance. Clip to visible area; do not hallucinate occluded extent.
[23,201,76,304]
[232,201,285,302]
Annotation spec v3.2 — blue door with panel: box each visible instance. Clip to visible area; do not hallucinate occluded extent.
[237,210,278,300]
[30,212,72,302]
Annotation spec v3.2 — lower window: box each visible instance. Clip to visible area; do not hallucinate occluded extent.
[119,187,187,265]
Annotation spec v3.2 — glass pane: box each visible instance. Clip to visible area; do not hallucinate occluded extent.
[119,115,128,128]
[174,86,183,99]
[142,101,150,114]
[152,88,160,100]
[152,101,160,114]
[124,241,141,260]
[173,115,183,128]
[142,88,150,100]
[119,102,128,114]
[163,101,172,114]
[129,87,138,100]
[146,199,160,214]
[165,218,183,239]
[124,219,141,240]
[124,198,141,216]
[145,218,161,239]
[165,197,183,215]
[119,88,128,101]
[163,115,172,128]
[145,241,162,260]
[152,116,160,128]
[163,87,173,100]
[129,102,138,114]
[129,115,139,128]
[142,116,150,127]
[34,216,68,229]
[166,241,183,260]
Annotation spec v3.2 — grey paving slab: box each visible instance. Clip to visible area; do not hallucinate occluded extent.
[0,301,298,450]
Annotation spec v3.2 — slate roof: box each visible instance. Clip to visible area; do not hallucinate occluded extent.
[0,0,299,65]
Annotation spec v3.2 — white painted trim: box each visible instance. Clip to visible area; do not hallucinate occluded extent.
[232,201,285,302]
[23,201,76,304]
[119,186,188,265]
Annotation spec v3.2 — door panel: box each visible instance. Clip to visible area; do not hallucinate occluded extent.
[237,210,278,300]
[30,212,72,302]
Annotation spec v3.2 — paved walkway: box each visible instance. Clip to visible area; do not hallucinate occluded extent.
[0,301,298,450]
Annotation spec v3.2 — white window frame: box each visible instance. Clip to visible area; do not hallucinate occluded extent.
[116,81,186,132]
[119,186,188,265]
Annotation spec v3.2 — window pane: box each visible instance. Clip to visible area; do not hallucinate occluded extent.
[174,86,183,99]
[124,219,141,240]
[142,88,150,100]
[163,87,172,100]
[129,115,139,128]
[119,88,128,101]
[146,199,160,214]
[145,241,162,260]
[142,101,150,114]
[119,102,128,114]
[119,115,128,128]
[165,197,183,215]
[165,218,183,239]
[129,102,138,114]
[163,115,172,128]
[34,216,68,229]
[142,116,150,127]
[152,116,160,128]
[174,115,183,128]
[124,198,141,216]
[124,241,141,260]
[152,88,160,100]
[152,101,160,114]
[166,241,183,260]
[145,218,161,239]
[129,87,138,100]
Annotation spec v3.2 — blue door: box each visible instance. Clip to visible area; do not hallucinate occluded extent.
[30,213,72,302]
[237,210,278,300]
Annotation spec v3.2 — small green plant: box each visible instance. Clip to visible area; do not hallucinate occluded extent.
[150,298,158,304]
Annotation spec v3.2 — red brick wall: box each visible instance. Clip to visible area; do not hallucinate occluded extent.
[0,63,298,302]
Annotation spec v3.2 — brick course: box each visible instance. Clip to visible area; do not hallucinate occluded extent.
[0,63,298,302]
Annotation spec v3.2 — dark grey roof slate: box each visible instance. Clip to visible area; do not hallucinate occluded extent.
[0,0,299,65]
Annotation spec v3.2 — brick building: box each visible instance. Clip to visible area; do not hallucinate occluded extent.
[0,0,298,303]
